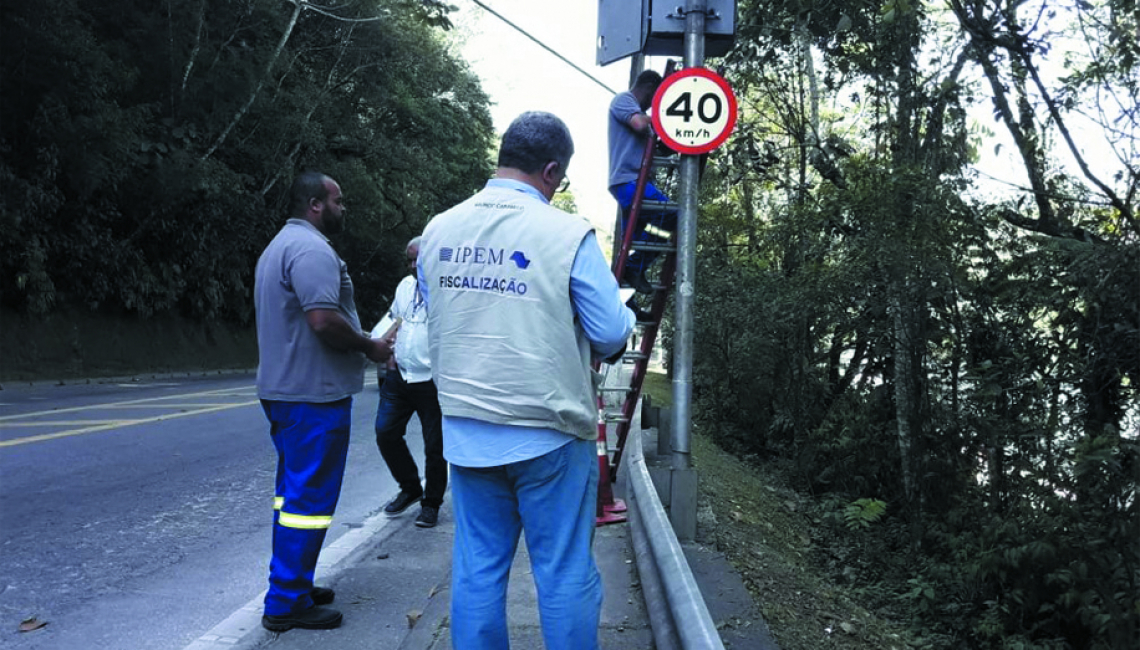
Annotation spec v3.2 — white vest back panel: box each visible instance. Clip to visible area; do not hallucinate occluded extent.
[422,185,598,439]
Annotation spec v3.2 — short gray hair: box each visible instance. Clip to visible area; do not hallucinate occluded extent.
[497,111,574,175]
[407,235,422,251]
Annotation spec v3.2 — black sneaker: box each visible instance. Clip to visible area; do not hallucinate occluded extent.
[262,606,343,632]
[383,490,423,515]
[623,296,653,323]
[415,505,439,528]
[311,586,334,605]
[622,268,654,294]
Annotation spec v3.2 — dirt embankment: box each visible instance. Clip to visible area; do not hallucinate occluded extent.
[640,371,924,650]
[0,308,257,384]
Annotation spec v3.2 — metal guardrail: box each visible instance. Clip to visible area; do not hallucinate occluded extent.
[624,408,726,650]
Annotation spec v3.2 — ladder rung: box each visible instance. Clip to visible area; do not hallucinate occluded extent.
[640,200,678,212]
[598,386,632,393]
[630,241,676,253]
[652,156,679,168]
[622,351,649,362]
[619,280,668,294]
[602,411,630,423]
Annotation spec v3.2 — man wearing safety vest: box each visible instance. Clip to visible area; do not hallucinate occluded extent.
[420,112,634,649]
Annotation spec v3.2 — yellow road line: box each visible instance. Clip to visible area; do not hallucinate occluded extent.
[86,403,255,409]
[0,420,135,427]
[0,387,257,422]
[0,400,260,448]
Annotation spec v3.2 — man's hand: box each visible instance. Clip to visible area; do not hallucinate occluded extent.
[365,337,393,364]
[630,112,653,134]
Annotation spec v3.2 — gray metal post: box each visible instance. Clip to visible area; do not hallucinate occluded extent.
[665,0,707,543]
[629,53,646,88]
[670,0,706,472]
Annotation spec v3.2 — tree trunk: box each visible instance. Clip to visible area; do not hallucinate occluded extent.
[888,12,926,540]
[891,282,919,511]
[201,0,304,161]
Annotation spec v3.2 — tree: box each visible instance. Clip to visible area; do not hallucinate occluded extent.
[692,0,1139,645]
[0,0,496,323]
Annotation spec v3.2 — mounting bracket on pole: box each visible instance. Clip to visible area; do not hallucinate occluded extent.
[665,6,724,20]
[596,0,736,65]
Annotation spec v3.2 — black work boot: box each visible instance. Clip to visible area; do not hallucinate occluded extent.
[262,606,343,632]
[622,267,654,294]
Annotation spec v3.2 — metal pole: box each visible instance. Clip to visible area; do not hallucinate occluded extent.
[671,0,705,471]
[629,53,646,89]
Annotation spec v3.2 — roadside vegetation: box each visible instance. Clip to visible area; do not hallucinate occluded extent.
[3,2,1135,647]
[646,371,925,649]
[680,1,1137,647]
[1,0,495,330]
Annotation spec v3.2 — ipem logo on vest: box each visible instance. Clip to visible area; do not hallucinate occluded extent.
[439,245,504,265]
[438,246,532,269]
[436,245,533,297]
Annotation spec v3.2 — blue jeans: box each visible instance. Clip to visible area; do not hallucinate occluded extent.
[611,181,678,274]
[375,368,446,508]
[450,438,601,650]
[261,398,352,615]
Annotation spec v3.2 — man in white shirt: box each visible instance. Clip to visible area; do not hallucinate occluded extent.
[374,236,446,528]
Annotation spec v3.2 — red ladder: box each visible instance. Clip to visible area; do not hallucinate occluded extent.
[594,127,680,526]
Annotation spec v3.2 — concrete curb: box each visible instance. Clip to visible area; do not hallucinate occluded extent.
[180,509,404,650]
[0,368,257,390]
[395,566,452,649]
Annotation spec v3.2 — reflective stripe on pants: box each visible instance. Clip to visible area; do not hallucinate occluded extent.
[261,398,352,616]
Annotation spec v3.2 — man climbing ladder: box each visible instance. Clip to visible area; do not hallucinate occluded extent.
[607,69,678,297]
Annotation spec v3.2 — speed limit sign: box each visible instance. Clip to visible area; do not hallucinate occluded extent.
[651,67,737,155]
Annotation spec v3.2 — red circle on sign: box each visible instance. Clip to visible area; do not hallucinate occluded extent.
[651,67,737,155]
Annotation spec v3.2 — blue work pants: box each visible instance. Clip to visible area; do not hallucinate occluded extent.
[261,398,352,616]
[375,369,446,508]
[611,180,678,274]
[449,438,602,650]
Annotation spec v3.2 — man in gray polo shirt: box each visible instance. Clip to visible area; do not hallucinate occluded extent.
[608,69,675,295]
[254,171,392,632]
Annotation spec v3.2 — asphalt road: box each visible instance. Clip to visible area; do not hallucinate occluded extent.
[0,371,407,650]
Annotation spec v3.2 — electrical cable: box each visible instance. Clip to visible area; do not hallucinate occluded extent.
[467,0,619,96]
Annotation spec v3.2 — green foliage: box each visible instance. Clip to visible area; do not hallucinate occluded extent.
[900,576,938,615]
[844,498,887,530]
[694,1,1139,647]
[0,0,495,323]
[551,189,578,215]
